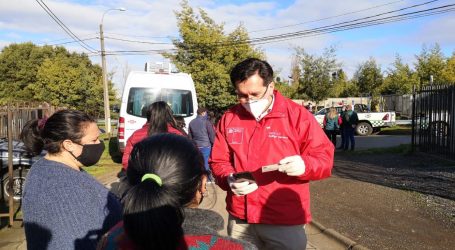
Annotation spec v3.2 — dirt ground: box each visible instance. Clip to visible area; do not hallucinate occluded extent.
[311,151,455,250]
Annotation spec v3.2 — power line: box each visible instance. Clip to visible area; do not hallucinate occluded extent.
[45,37,99,46]
[250,7,455,46]
[104,32,175,40]
[249,0,408,33]
[104,36,174,45]
[89,2,454,56]
[249,0,442,42]
[248,3,455,45]
[35,0,97,53]
[37,33,99,45]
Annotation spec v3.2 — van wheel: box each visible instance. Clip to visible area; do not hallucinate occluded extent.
[356,122,373,136]
[2,168,29,203]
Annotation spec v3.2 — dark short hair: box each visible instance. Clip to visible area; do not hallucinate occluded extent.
[20,109,95,155]
[230,58,273,87]
[197,107,207,115]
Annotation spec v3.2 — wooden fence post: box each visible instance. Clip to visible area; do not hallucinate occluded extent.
[7,107,14,226]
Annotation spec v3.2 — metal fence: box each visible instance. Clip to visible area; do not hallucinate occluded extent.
[412,85,455,160]
[380,94,413,118]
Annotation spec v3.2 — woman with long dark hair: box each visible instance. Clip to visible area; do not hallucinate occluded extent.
[98,134,256,250]
[121,101,185,171]
[21,109,122,250]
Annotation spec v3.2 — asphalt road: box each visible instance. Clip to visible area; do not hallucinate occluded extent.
[339,135,411,150]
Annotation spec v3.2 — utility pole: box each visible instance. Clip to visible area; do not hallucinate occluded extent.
[99,7,126,138]
[100,23,110,137]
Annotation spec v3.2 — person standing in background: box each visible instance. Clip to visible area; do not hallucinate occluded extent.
[342,104,359,151]
[121,101,185,172]
[323,107,341,146]
[188,107,216,181]
[337,105,347,149]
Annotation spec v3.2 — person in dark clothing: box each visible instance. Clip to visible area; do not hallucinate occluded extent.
[342,104,359,151]
[337,105,347,149]
[188,107,216,180]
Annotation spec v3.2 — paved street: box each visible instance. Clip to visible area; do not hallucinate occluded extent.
[341,135,411,150]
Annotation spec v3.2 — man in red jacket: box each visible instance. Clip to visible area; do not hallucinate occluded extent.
[210,58,334,249]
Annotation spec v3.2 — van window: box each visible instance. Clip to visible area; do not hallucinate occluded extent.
[126,87,194,118]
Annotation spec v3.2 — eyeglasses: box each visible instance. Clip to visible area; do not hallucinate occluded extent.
[235,82,271,102]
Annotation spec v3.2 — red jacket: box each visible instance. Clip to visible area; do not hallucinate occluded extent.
[209,90,334,225]
[122,124,184,170]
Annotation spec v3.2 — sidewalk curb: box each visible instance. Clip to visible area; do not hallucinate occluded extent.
[310,221,369,250]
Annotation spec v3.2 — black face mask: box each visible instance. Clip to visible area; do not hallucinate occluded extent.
[70,142,105,167]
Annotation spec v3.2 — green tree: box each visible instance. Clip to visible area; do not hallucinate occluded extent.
[274,78,295,99]
[294,46,340,103]
[441,52,455,84]
[163,0,263,113]
[353,57,383,96]
[415,43,446,85]
[0,42,68,103]
[381,54,419,95]
[352,57,383,111]
[26,54,105,117]
[337,80,360,98]
[330,69,360,98]
[0,42,117,117]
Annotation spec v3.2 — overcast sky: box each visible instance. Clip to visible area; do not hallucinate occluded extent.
[1,0,454,92]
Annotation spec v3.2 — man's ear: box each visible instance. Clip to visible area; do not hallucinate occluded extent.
[269,82,275,90]
[61,139,75,152]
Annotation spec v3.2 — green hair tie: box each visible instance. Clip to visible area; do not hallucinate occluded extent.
[141,173,162,186]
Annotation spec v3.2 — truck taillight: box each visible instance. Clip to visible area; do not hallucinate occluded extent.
[118,117,125,139]
[382,113,389,120]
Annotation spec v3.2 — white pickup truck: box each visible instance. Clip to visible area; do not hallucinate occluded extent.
[314,104,396,136]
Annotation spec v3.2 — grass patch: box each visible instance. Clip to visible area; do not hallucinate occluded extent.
[379,125,412,135]
[352,144,413,155]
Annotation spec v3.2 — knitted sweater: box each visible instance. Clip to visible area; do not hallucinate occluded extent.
[23,158,122,250]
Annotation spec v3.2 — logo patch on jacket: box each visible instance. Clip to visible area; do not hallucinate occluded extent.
[268,131,289,140]
[226,127,244,144]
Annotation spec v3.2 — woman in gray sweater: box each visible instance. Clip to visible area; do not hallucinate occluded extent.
[20,110,122,250]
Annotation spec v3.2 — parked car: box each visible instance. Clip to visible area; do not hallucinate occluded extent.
[314,104,396,136]
[0,138,44,202]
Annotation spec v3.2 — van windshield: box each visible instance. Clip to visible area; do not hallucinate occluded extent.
[126,88,194,118]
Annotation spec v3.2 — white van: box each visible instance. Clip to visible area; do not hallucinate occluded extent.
[117,71,198,152]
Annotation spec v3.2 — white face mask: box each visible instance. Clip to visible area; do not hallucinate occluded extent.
[242,98,270,119]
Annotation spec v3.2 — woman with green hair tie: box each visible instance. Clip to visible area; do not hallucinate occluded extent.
[98,133,256,250]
